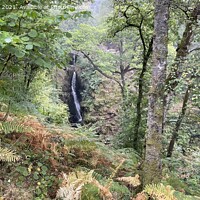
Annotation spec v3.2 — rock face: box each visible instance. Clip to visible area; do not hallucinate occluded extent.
[59,54,121,133]
[56,52,84,124]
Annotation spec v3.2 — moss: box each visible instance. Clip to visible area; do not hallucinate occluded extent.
[146,133,162,150]
[142,160,162,186]
[143,128,163,186]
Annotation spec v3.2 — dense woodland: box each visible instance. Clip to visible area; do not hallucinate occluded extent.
[0,0,200,199]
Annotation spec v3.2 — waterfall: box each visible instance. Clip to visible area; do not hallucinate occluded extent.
[73,54,76,66]
[71,71,82,123]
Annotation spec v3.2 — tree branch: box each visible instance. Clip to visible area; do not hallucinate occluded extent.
[138,18,146,56]
[189,47,200,53]
[80,51,123,89]
[170,3,191,19]
[0,54,14,77]
[144,37,153,64]
[124,65,140,73]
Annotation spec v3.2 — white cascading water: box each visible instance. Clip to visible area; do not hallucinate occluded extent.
[71,71,82,122]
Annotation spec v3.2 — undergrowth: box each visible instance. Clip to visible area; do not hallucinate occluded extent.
[0,112,199,200]
[0,112,138,199]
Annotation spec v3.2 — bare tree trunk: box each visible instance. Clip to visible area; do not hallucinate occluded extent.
[143,0,170,186]
[167,84,192,157]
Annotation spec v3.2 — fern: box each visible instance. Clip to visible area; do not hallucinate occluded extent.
[0,146,20,162]
[56,170,114,200]
[56,159,127,200]
[144,183,177,200]
[110,181,131,199]
[82,183,101,200]
[106,158,125,189]
[0,121,27,135]
[56,171,94,200]
[65,138,97,147]
[64,138,97,152]
[116,174,141,187]
[0,102,7,111]
[92,179,113,200]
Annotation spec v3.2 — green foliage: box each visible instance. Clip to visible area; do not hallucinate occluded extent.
[0,121,27,135]
[0,0,77,67]
[9,150,57,199]
[82,183,101,200]
[29,70,68,124]
[110,181,131,200]
[115,92,147,151]
[67,22,142,80]
[82,181,131,200]
[30,163,56,200]
[67,23,107,51]
[65,138,97,152]
[174,191,200,200]
[0,0,88,118]
[108,0,154,40]
[163,147,200,196]
[116,97,137,148]
[144,183,176,200]
[165,175,188,193]
[16,166,29,177]
[0,1,199,200]
[0,76,28,112]
[80,64,102,113]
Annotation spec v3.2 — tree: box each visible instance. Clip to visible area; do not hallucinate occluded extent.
[163,3,200,128]
[109,1,154,152]
[143,0,170,185]
[66,24,139,98]
[167,83,192,157]
[163,2,200,157]
[0,0,85,113]
[166,53,199,157]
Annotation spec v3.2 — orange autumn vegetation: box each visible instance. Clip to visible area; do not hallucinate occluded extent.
[0,112,13,122]
[0,112,72,154]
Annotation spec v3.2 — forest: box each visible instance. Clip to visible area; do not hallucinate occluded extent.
[0,0,200,199]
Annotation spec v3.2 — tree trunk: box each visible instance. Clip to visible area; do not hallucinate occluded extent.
[119,39,126,98]
[163,4,200,129]
[24,64,39,92]
[167,84,192,157]
[143,0,170,186]
[166,4,200,90]
[133,38,153,152]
